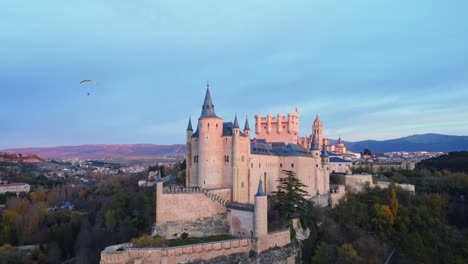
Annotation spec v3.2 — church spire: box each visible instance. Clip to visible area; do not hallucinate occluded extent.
[233,114,240,128]
[200,83,217,118]
[255,178,266,196]
[186,117,193,131]
[244,116,250,131]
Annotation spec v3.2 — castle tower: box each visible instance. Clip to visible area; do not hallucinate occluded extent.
[310,133,320,158]
[254,109,299,144]
[313,115,323,149]
[186,117,193,187]
[155,174,164,226]
[254,179,268,241]
[197,85,224,189]
[244,116,251,138]
[320,141,330,195]
[232,115,241,200]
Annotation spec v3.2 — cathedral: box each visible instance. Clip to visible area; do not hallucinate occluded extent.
[186,86,330,204]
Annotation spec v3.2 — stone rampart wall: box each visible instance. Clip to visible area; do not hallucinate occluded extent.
[329,184,346,208]
[227,208,254,237]
[208,188,232,202]
[100,239,251,264]
[376,181,415,192]
[267,229,291,249]
[156,192,225,225]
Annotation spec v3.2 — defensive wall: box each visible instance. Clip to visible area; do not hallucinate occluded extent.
[100,239,251,264]
[155,186,230,238]
[226,203,255,238]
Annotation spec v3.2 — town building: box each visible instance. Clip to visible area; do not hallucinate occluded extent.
[0,181,31,194]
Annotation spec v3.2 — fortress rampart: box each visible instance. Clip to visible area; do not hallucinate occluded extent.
[100,238,251,264]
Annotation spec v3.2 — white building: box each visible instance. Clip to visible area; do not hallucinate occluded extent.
[0,182,31,194]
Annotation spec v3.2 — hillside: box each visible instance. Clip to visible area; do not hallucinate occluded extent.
[333,133,468,153]
[1,144,186,159]
[0,152,44,163]
[2,134,467,159]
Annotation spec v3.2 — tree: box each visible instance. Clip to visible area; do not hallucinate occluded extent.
[390,188,399,219]
[337,243,359,263]
[271,170,313,225]
[363,148,372,156]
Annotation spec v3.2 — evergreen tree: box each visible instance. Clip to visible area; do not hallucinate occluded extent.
[272,170,313,224]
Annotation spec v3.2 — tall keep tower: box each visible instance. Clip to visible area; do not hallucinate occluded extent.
[255,108,299,144]
[197,86,224,189]
[313,115,323,149]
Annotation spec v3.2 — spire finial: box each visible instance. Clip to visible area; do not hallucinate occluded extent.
[187,116,193,131]
[321,141,329,158]
[244,115,250,131]
[255,178,265,196]
[311,133,319,151]
[233,113,240,128]
[200,84,217,118]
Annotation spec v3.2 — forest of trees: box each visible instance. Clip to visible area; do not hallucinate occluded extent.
[1,153,467,263]
[302,151,468,263]
[0,173,155,263]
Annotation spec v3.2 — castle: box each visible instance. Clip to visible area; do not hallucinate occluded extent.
[100,86,345,264]
[185,86,331,204]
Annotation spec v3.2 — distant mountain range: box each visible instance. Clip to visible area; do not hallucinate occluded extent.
[331,133,468,153]
[2,134,467,159]
[1,144,186,159]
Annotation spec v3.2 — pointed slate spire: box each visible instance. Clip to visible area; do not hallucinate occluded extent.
[244,116,250,131]
[186,117,193,131]
[157,169,163,182]
[321,142,329,158]
[233,114,240,129]
[311,133,319,151]
[200,84,217,118]
[255,178,266,196]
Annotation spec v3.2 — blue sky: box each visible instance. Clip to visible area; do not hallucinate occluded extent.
[1,1,468,148]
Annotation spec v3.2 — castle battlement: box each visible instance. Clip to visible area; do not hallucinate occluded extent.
[255,110,299,145]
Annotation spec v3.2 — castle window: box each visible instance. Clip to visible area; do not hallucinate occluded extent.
[216,123,218,128]
[241,182,244,188]
[291,163,294,168]
[208,123,210,128]
[251,163,253,168]
[242,156,244,162]
[259,163,261,168]
[316,164,318,168]
[280,163,282,168]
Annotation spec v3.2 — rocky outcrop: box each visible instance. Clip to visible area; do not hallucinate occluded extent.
[0,152,44,163]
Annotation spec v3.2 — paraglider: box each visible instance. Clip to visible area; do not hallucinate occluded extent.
[80,80,98,96]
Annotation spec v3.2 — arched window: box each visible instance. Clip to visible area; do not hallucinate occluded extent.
[291,163,294,168]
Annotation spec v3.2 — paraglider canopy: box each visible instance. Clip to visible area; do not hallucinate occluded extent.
[80,80,98,96]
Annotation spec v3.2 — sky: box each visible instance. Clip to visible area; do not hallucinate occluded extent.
[1,0,468,149]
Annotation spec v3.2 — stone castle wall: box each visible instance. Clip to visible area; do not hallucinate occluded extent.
[156,191,225,225]
[100,239,251,264]
[155,186,229,238]
[227,207,254,237]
